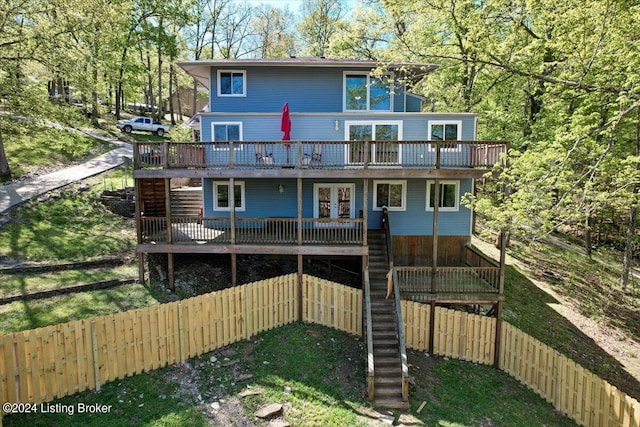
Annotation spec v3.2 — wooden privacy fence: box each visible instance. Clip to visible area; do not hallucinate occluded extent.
[402,300,640,427]
[0,274,362,425]
[2,278,640,427]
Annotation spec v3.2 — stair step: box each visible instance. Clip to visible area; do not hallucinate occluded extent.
[372,398,409,410]
[373,338,398,349]
[372,323,396,331]
[372,330,398,339]
[374,387,403,398]
[375,358,402,368]
[374,376,402,385]
[374,348,400,356]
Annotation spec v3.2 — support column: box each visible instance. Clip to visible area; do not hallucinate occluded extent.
[297,254,303,321]
[297,178,302,245]
[165,178,174,291]
[362,178,368,246]
[494,230,507,367]
[230,177,236,287]
[134,178,144,284]
[168,253,175,292]
[428,177,440,355]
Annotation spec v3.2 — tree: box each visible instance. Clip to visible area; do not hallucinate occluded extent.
[297,0,348,57]
[250,5,296,58]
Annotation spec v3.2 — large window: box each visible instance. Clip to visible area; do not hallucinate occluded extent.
[344,73,392,111]
[345,121,402,164]
[211,122,242,150]
[426,180,459,212]
[373,180,406,211]
[217,70,246,96]
[213,181,245,211]
[428,120,462,151]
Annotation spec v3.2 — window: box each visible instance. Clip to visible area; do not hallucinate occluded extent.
[211,122,242,150]
[213,181,245,211]
[373,180,406,211]
[345,121,402,164]
[344,72,392,111]
[428,120,462,151]
[426,180,459,211]
[217,70,246,96]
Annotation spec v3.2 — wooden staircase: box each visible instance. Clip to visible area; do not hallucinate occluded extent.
[367,230,409,410]
[170,187,202,217]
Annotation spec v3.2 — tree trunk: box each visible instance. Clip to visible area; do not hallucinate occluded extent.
[156,17,163,123]
[620,206,637,289]
[585,215,592,258]
[0,131,11,182]
[168,63,175,125]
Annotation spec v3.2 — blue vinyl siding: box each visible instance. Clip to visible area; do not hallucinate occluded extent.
[209,66,412,113]
[201,114,476,142]
[202,178,472,236]
[200,114,477,166]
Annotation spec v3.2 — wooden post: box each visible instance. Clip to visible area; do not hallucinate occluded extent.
[429,146,441,355]
[230,177,237,287]
[297,254,303,321]
[362,178,368,246]
[494,230,507,367]
[90,320,101,391]
[494,300,504,368]
[134,179,145,285]
[168,253,175,292]
[165,178,174,291]
[229,177,236,245]
[231,253,237,287]
[137,253,145,285]
[297,178,302,245]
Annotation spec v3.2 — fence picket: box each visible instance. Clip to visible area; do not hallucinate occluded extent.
[1,276,639,427]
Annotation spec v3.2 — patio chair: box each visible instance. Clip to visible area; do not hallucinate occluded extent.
[255,143,274,166]
[302,143,322,168]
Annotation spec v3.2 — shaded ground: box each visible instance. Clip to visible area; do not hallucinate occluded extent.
[473,236,640,401]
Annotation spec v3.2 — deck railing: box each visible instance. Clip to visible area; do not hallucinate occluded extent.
[141,216,364,245]
[134,140,508,170]
[395,266,500,294]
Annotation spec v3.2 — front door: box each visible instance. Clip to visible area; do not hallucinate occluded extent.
[313,183,355,226]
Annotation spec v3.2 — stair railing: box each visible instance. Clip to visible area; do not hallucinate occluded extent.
[364,267,375,400]
[382,207,410,402]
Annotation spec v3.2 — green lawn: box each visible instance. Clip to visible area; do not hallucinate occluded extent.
[0,170,135,262]
[0,283,158,334]
[0,264,138,298]
[0,116,112,179]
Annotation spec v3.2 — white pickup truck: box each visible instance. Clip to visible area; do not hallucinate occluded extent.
[116,116,170,136]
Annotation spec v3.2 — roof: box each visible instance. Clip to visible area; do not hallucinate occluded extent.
[177,57,438,89]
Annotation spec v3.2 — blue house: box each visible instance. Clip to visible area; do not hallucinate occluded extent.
[133,58,508,408]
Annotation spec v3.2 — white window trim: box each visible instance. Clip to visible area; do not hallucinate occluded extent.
[213,181,246,212]
[211,122,243,150]
[344,120,403,165]
[217,70,246,97]
[343,71,393,112]
[426,180,460,212]
[427,120,462,152]
[373,180,407,211]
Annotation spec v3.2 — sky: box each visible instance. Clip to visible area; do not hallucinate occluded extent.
[242,0,357,13]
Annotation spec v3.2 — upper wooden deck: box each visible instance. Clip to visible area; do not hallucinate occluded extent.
[133,140,508,178]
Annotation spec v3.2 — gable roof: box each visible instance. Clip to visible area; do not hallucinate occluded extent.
[177,57,438,89]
